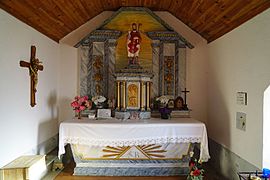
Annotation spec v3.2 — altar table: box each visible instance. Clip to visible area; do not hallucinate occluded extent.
[58,118,210,176]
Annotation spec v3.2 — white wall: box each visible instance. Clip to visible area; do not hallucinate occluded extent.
[0,9,60,167]
[207,9,270,168]
[263,85,270,168]
[58,44,78,122]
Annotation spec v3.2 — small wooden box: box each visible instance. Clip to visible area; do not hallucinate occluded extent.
[0,155,46,180]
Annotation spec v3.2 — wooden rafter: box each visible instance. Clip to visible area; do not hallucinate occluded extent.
[0,0,269,43]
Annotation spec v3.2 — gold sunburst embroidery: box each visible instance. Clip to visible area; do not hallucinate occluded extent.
[102,144,167,159]
[137,144,167,158]
[102,146,131,158]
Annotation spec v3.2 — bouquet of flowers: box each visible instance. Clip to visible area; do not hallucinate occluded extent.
[187,152,204,180]
[71,96,91,119]
[92,95,106,108]
[156,95,173,105]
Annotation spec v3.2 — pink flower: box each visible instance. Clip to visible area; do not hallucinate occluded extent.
[71,101,79,108]
[78,98,83,104]
[79,106,86,111]
[71,95,92,114]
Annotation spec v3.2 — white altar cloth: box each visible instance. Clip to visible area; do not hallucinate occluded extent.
[58,118,210,161]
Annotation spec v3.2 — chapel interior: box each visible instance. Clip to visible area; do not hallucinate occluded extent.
[0,0,270,179]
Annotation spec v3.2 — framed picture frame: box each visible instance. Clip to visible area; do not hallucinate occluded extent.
[168,99,175,109]
[174,96,184,110]
[97,109,112,119]
[236,92,247,105]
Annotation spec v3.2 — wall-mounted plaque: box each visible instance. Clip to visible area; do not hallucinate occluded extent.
[236,92,247,105]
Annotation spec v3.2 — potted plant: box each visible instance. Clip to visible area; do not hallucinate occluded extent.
[187,151,204,180]
[156,95,173,119]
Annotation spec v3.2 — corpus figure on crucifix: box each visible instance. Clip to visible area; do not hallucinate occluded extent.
[20,46,43,107]
[127,23,142,65]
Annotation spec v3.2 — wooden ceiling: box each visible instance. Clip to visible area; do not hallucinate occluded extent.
[0,0,269,43]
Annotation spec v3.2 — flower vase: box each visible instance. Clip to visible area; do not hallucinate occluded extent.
[77,111,81,119]
[161,113,170,119]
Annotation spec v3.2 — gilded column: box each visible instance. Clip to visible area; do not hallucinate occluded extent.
[122,81,126,110]
[146,81,150,111]
[140,81,145,111]
[116,81,120,110]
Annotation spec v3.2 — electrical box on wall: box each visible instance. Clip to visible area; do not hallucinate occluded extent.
[236,112,246,131]
[236,92,247,105]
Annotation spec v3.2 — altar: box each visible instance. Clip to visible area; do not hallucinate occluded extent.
[58,118,210,176]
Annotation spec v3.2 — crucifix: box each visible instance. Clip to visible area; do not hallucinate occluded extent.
[19,46,43,107]
[181,88,190,110]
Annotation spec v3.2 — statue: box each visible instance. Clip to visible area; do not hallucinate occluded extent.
[127,23,142,65]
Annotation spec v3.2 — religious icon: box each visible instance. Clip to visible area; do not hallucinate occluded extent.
[164,73,173,82]
[174,96,184,110]
[168,99,175,109]
[19,46,43,107]
[93,57,103,69]
[129,111,140,120]
[127,23,142,65]
[128,84,138,107]
[94,72,103,81]
[165,57,174,69]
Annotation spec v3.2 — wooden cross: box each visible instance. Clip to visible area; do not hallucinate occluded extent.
[181,88,190,110]
[20,46,43,107]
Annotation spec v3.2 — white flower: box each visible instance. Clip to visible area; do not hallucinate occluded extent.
[156,95,174,105]
[92,95,106,105]
[189,151,194,157]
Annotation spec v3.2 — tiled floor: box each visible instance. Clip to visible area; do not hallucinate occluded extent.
[54,161,228,180]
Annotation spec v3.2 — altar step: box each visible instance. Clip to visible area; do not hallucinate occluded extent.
[42,149,63,180]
